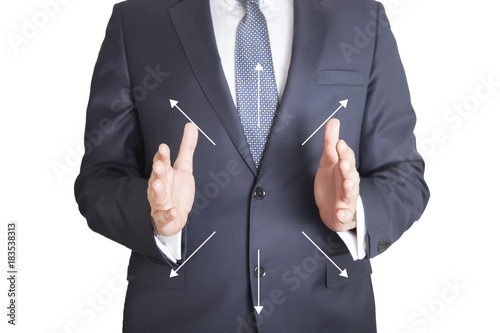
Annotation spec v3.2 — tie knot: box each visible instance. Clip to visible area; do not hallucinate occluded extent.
[239,0,259,6]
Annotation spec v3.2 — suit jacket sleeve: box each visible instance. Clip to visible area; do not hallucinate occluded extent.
[74,5,175,267]
[358,3,430,258]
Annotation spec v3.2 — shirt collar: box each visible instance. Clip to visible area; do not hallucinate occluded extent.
[223,0,280,11]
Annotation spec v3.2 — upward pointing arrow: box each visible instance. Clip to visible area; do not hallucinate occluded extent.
[255,63,263,128]
[169,99,179,109]
[302,99,349,146]
[169,99,216,146]
[339,99,348,108]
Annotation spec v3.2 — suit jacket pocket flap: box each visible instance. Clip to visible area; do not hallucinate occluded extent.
[316,70,365,86]
[326,253,372,288]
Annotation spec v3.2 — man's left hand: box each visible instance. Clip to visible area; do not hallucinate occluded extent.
[314,118,360,232]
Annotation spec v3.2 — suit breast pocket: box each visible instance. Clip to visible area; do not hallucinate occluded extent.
[325,252,372,288]
[315,70,366,86]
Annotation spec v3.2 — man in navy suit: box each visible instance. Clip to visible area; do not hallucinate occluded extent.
[75,0,429,331]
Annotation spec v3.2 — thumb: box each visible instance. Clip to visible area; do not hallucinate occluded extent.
[153,208,178,230]
[174,123,199,172]
[319,118,340,167]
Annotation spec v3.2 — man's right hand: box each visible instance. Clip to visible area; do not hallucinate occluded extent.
[147,123,199,237]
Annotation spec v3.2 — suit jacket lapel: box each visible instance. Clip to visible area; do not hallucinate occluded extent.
[169,0,258,175]
[257,0,328,179]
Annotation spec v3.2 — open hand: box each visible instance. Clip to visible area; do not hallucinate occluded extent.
[147,123,198,237]
[314,119,359,232]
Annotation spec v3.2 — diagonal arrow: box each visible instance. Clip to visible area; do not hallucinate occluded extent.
[301,99,349,146]
[170,231,217,278]
[255,63,263,128]
[254,249,263,314]
[302,231,348,278]
[169,99,216,146]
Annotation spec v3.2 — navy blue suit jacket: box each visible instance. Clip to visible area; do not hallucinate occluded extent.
[75,0,429,331]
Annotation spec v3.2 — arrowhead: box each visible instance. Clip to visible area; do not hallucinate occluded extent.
[254,306,263,314]
[169,99,179,108]
[255,63,263,71]
[169,269,179,278]
[339,269,348,278]
[339,99,348,108]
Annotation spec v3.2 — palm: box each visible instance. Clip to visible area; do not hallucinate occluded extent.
[160,163,196,235]
[148,123,198,237]
[314,160,347,226]
[313,119,359,232]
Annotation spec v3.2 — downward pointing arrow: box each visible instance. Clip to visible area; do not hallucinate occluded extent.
[302,231,348,278]
[169,269,179,278]
[254,249,263,314]
[302,99,349,146]
[170,231,216,278]
[169,99,216,146]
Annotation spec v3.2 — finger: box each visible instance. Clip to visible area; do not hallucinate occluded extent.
[148,159,161,189]
[174,123,199,172]
[337,139,356,168]
[151,144,172,184]
[153,208,178,229]
[153,143,172,166]
[337,140,355,163]
[150,178,168,205]
[336,208,355,226]
[152,159,166,177]
[319,118,340,167]
[342,177,359,202]
[148,160,166,190]
[337,142,358,180]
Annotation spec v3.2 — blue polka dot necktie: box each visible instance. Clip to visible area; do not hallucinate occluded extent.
[235,0,279,169]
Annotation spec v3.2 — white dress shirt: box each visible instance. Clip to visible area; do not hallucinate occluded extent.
[155,0,367,262]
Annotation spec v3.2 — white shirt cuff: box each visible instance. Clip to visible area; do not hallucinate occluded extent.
[336,196,367,261]
[154,230,183,263]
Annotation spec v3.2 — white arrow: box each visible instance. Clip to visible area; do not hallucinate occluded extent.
[169,99,216,146]
[254,249,264,314]
[301,99,349,146]
[255,63,263,128]
[170,231,216,278]
[302,231,348,278]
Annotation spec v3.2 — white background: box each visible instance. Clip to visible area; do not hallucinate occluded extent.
[1,0,499,332]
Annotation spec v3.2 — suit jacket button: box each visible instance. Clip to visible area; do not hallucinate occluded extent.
[254,187,266,200]
[377,240,392,253]
[254,266,266,278]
